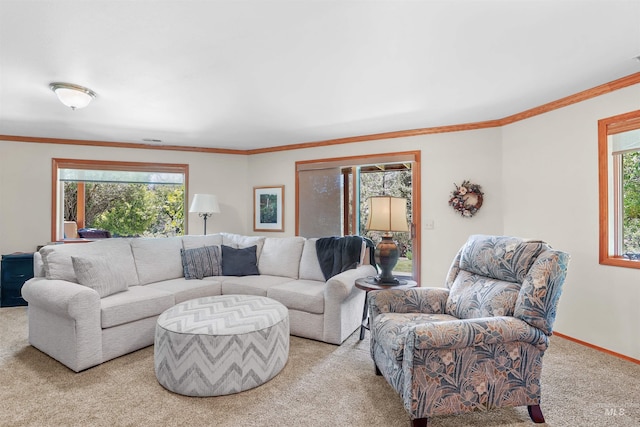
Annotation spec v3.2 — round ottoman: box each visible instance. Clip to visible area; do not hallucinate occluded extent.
[154,294,289,396]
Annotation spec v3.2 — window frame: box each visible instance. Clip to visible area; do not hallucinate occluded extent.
[51,158,189,242]
[598,109,640,268]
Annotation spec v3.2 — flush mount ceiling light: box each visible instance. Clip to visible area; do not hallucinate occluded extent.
[49,82,96,110]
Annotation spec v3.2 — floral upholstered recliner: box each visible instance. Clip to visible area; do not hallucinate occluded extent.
[368,235,569,427]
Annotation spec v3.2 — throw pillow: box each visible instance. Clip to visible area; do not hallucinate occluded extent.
[71,256,129,298]
[221,245,260,276]
[181,245,221,280]
[40,239,139,286]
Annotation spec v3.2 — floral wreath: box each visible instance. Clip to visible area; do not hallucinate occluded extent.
[449,180,484,218]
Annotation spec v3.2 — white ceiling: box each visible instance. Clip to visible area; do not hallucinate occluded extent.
[1,0,639,151]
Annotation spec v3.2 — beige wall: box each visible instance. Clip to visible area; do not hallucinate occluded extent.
[0,141,250,254]
[502,83,640,360]
[246,128,505,284]
[1,82,639,360]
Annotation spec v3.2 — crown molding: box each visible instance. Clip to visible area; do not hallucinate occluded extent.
[3,72,639,155]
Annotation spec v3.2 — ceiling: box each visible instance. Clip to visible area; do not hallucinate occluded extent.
[1,1,639,152]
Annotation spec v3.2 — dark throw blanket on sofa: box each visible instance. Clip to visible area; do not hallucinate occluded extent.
[316,236,377,280]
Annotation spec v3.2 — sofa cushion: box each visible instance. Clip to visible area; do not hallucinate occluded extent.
[100,285,174,328]
[146,277,222,304]
[267,279,325,314]
[221,233,266,258]
[259,236,305,279]
[131,237,184,285]
[33,251,45,278]
[181,245,221,279]
[181,234,223,250]
[40,239,139,286]
[221,245,260,276]
[220,275,294,296]
[71,255,129,298]
[446,270,521,319]
[459,235,547,284]
[298,238,326,282]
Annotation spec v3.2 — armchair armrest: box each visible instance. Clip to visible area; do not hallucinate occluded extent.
[408,316,549,351]
[369,287,449,319]
[22,277,101,319]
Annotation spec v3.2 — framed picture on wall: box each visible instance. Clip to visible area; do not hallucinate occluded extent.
[253,185,284,232]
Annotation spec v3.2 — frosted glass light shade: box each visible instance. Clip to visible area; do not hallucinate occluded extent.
[50,82,96,110]
[189,194,220,213]
[366,196,409,232]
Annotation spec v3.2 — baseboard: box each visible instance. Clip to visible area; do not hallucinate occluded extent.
[553,331,640,365]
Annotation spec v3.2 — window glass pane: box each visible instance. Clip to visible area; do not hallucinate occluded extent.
[298,167,342,237]
[59,169,184,184]
[63,182,185,238]
[360,166,413,275]
[622,150,640,257]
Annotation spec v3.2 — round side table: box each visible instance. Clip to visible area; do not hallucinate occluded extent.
[355,276,417,340]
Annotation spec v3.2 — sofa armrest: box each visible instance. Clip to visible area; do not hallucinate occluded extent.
[22,277,101,319]
[369,287,449,319]
[22,277,103,372]
[408,316,549,351]
[325,264,377,301]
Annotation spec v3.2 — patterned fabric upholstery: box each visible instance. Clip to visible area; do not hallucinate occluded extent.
[515,249,570,335]
[369,287,449,320]
[180,245,221,279]
[154,295,289,396]
[373,312,458,362]
[369,234,569,423]
[446,271,521,318]
[458,235,548,283]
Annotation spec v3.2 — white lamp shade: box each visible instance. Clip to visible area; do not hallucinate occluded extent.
[189,194,220,213]
[366,196,409,232]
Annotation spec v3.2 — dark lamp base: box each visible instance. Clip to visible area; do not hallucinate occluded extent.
[372,275,401,285]
[374,234,400,284]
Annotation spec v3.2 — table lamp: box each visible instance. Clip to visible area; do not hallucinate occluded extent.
[366,196,409,284]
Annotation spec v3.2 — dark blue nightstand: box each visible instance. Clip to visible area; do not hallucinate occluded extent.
[1,252,34,307]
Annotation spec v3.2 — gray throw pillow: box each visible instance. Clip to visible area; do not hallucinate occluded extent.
[71,256,129,298]
[181,245,221,280]
[221,245,259,276]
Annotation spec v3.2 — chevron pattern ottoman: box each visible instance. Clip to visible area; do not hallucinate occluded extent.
[154,294,289,396]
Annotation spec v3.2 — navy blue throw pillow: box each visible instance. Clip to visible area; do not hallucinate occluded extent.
[221,245,260,276]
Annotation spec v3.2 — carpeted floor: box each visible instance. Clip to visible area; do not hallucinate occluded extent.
[1,306,638,426]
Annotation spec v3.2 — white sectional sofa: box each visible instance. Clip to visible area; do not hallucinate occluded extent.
[22,233,376,372]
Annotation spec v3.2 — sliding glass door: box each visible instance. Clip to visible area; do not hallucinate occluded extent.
[296,151,420,281]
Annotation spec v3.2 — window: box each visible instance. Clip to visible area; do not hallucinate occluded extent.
[52,159,188,241]
[296,151,421,281]
[598,110,640,268]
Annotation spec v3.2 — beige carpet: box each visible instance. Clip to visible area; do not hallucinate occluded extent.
[1,306,638,427]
